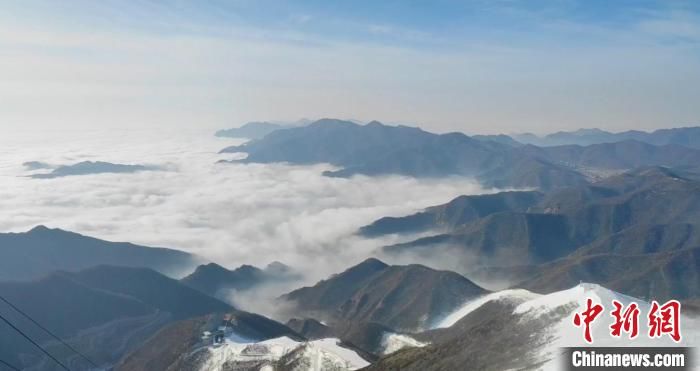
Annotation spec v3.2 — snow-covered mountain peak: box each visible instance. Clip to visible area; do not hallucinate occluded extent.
[430,283,699,370]
[511,284,696,369]
[514,283,640,317]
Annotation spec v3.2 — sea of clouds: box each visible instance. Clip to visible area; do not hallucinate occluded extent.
[0,126,496,312]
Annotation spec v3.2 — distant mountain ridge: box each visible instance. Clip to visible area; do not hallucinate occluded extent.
[219,119,585,190]
[519,243,700,302]
[0,226,199,281]
[366,166,700,300]
[385,211,578,266]
[360,191,543,237]
[220,119,700,190]
[520,140,700,170]
[216,122,292,139]
[29,161,159,179]
[513,126,700,148]
[215,119,315,139]
[470,134,522,147]
[181,261,301,301]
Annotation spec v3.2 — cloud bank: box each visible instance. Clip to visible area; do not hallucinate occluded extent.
[0,127,492,290]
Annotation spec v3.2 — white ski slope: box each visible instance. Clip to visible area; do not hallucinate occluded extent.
[199,334,369,371]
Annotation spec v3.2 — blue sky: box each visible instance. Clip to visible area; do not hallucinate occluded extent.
[0,0,699,133]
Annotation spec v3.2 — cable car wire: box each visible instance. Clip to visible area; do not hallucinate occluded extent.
[0,359,21,371]
[0,312,71,371]
[0,295,98,368]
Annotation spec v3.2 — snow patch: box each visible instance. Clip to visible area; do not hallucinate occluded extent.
[434,289,540,329]
[380,333,428,355]
[199,335,369,371]
[513,283,637,316]
[307,338,371,369]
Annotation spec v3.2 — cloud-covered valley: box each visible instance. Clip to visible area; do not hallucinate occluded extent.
[0,127,492,289]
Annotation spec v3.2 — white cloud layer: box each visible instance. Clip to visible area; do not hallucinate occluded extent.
[0,127,491,287]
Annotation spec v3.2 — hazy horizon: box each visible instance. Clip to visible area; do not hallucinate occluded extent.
[1,0,699,134]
